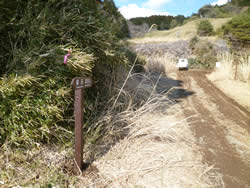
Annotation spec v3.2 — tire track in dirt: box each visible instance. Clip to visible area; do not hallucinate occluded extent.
[177,70,250,188]
[192,71,250,130]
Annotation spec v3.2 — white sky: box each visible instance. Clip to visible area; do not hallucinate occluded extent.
[211,0,229,6]
[119,4,169,19]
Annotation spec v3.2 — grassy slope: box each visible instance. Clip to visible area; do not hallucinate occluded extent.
[129,18,230,43]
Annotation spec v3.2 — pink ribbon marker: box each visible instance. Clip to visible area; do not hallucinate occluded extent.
[64,49,72,64]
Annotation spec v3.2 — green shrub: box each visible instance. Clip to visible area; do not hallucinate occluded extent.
[231,0,250,6]
[191,40,218,69]
[222,9,250,44]
[198,5,215,18]
[198,4,240,18]
[197,20,214,36]
[188,58,202,69]
[189,36,199,49]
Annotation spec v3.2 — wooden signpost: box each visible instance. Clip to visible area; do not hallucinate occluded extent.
[71,77,92,170]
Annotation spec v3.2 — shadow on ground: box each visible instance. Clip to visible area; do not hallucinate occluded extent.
[135,71,194,102]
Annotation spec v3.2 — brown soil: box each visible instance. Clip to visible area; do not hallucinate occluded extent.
[177,70,250,188]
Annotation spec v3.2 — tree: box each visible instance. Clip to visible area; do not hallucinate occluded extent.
[198,5,214,18]
[231,0,250,6]
[129,15,183,30]
[170,20,178,28]
[103,0,129,38]
[175,15,185,25]
[197,20,214,36]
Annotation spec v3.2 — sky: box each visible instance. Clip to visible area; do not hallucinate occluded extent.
[113,0,230,19]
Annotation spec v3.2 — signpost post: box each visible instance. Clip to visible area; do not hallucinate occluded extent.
[71,77,92,170]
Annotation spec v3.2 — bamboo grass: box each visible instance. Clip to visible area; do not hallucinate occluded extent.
[0,0,131,147]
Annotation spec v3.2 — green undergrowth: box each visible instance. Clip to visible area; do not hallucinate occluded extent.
[189,37,218,69]
[197,20,214,36]
[0,0,138,148]
[222,8,250,46]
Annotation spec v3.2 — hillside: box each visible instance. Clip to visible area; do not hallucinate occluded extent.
[127,0,249,42]
[129,18,230,43]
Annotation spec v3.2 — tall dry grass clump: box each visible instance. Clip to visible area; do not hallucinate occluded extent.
[238,54,250,82]
[210,53,250,83]
[144,52,177,74]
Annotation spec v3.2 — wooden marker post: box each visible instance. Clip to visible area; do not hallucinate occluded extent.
[234,60,239,81]
[71,77,92,170]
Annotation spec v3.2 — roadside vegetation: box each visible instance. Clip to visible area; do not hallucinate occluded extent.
[197,20,214,36]
[0,0,142,186]
[0,68,224,186]
[208,53,250,110]
[210,53,250,83]
[0,0,132,148]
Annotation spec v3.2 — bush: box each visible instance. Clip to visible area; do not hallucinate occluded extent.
[189,36,199,49]
[231,0,250,6]
[197,20,214,36]
[198,3,240,18]
[188,58,201,69]
[222,9,250,45]
[198,5,215,18]
[191,40,218,69]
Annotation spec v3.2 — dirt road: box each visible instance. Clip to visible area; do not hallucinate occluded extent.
[177,70,250,188]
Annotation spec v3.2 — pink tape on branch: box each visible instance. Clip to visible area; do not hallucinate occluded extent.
[64,50,72,64]
[64,54,70,64]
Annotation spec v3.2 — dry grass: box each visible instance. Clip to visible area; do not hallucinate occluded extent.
[209,53,250,82]
[0,144,76,187]
[129,18,230,44]
[70,69,223,187]
[75,47,224,187]
[208,53,250,110]
[79,79,224,187]
[144,52,177,74]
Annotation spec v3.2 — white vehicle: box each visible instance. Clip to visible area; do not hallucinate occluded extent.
[177,58,189,70]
